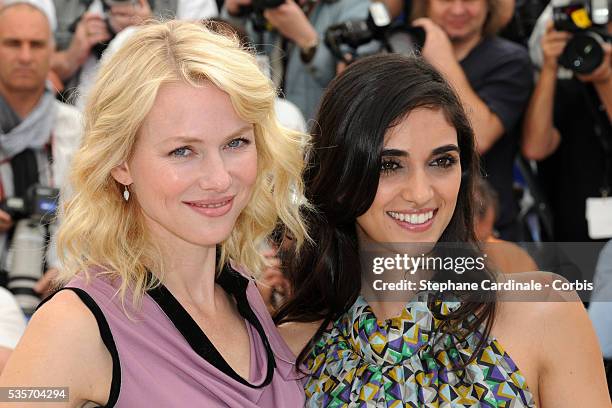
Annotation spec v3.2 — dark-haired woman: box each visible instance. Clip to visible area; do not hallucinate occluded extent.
[275,54,610,407]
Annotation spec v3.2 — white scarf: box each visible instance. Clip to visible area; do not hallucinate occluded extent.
[0,88,57,159]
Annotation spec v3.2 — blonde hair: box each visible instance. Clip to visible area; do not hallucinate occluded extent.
[56,20,310,308]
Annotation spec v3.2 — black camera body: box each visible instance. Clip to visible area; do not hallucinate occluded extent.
[236,0,288,17]
[0,185,60,315]
[553,0,611,73]
[252,0,285,10]
[0,185,60,223]
[325,2,426,63]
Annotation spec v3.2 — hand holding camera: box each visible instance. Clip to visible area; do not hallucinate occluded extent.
[551,0,611,74]
[412,18,456,69]
[263,0,318,48]
[0,210,13,234]
[225,0,255,16]
[107,0,152,34]
[541,21,573,71]
[68,13,111,67]
[325,2,425,64]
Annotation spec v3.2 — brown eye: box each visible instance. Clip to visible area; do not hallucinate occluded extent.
[380,160,401,174]
[431,156,457,168]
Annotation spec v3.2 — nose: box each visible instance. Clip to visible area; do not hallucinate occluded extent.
[401,168,434,207]
[450,0,467,15]
[198,152,232,192]
[17,43,33,64]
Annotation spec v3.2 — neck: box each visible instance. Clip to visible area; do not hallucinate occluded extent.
[0,85,46,118]
[356,226,434,321]
[154,238,221,313]
[452,33,483,61]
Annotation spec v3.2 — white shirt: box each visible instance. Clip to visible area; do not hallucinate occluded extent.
[0,287,27,349]
[176,0,218,20]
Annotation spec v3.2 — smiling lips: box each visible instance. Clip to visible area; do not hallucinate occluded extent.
[184,196,234,217]
[387,209,438,232]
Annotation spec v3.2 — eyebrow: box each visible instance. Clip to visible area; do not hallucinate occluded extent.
[432,144,460,155]
[380,149,407,157]
[164,125,253,145]
[2,38,48,45]
[381,144,460,157]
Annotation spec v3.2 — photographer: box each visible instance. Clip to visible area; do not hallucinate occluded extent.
[51,0,218,105]
[51,0,149,83]
[522,9,612,242]
[223,0,371,122]
[0,2,81,301]
[409,0,534,241]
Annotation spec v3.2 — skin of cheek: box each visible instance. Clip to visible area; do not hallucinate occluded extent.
[357,165,461,244]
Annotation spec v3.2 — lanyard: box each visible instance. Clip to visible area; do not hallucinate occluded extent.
[0,132,55,201]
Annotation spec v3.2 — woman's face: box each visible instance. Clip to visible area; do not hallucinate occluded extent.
[112,81,258,250]
[356,108,461,244]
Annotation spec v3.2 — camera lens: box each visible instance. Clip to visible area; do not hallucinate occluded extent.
[559,31,605,74]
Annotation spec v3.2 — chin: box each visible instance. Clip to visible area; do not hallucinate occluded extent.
[396,233,441,244]
[191,234,232,248]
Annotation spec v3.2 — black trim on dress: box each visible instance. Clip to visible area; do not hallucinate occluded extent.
[36,287,122,408]
[146,263,276,388]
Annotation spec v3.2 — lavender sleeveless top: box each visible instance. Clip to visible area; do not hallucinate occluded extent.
[42,264,305,407]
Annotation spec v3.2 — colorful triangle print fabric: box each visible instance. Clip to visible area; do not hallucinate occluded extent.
[304,292,536,407]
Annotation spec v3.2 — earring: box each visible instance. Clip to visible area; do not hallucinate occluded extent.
[123,185,130,202]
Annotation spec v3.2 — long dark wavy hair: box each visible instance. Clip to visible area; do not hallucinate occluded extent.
[274,54,497,366]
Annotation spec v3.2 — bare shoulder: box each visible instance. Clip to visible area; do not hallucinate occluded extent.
[496,270,581,302]
[493,271,610,407]
[494,271,586,341]
[0,290,113,407]
[277,320,324,358]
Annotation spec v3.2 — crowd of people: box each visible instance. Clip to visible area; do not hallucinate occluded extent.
[0,0,610,406]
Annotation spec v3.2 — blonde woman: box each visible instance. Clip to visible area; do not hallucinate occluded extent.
[0,20,309,407]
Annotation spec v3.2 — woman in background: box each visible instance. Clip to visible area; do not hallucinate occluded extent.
[474,176,539,274]
[275,54,610,407]
[0,20,309,407]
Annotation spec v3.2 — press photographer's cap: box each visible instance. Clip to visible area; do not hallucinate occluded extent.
[0,0,57,32]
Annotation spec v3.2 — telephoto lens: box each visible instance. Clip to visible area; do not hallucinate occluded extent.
[6,219,46,315]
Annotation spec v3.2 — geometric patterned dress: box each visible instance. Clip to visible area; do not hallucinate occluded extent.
[304,292,536,407]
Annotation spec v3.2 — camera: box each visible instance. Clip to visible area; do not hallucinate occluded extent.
[236,0,285,18]
[252,0,285,10]
[0,185,59,315]
[325,2,426,63]
[234,0,287,33]
[237,0,335,32]
[0,185,60,223]
[553,0,611,74]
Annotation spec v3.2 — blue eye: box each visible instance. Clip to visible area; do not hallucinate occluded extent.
[170,146,192,157]
[226,138,250,149]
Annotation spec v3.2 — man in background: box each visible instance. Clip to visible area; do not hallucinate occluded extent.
[410,0,533,240]
[223,0,372,122]
[0,1,81,301]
